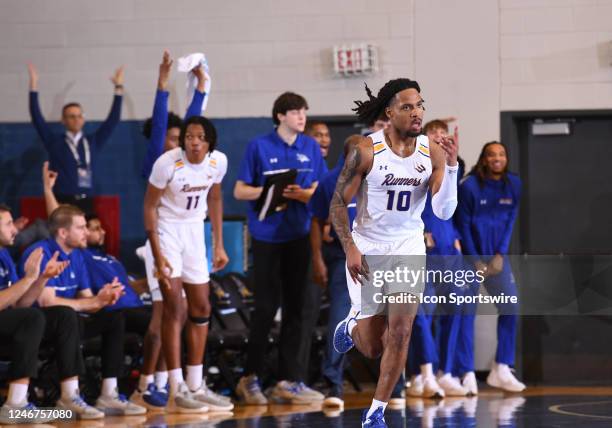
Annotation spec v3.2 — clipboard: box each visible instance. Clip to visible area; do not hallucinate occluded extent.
[254,169,298,221]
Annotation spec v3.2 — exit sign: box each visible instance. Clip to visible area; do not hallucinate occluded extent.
[333,44,378,76]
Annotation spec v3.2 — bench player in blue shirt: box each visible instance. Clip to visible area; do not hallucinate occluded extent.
[20,205,146,416]
[0,204,77,423]
[456,141,524,393]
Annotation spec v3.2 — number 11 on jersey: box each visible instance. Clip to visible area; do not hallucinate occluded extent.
[186,195,200,210]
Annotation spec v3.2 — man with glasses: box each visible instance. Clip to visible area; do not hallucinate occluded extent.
[27,64,124,213]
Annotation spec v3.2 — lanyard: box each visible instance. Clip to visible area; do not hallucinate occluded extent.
[65,133,91,169]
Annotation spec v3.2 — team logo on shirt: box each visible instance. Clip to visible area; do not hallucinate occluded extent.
[296,153,310,163]
[209,158,217,168]
[415,164,426,173]
[174,160,185,170]
[480,199,488,205]
[499,198,513,205]
[270,158,278,164]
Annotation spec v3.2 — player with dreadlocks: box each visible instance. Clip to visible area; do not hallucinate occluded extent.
[330,78,459,427]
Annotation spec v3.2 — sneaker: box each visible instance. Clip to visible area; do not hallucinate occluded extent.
[96,388,146,416]
[0,401,56,424]
[422,376,445,398]
[486,364,526,392]
[323,384,344,408]
[236,375,268,405]
[56,392,104,420]
[406,374,424,397]
[293,382,324,401]
[333,310,359,354]
[361,407,387,427]
[437,373,468,396]
[191,383,234,411]
[167,382,208,414]
[462,372,479,396]
[130,382,167,411]
[268,381,311,404]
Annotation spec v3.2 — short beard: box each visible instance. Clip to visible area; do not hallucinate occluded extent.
[405,130,421,138]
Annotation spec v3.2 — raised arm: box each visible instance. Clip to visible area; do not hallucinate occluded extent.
[143,52,172,179]
[428,135,459,220]
[185,64,208,120]
[27,63,54,147]
[94,66,124,145]
[42,162,59,215]
[330,138,372,283]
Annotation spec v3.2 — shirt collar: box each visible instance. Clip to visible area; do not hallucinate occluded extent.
[66,130,83,144]
[271,130,305,150]
[47,238,70,259]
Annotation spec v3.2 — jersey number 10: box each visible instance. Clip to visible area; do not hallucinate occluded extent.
[386,190,411,211]
[186,196,200,210]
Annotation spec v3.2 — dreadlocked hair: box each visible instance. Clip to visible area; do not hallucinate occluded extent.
[352,78,421,126]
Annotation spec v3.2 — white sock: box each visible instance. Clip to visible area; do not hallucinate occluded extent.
[421,363,434,378]
[101,378,118,397]
[186,364,203,391]
[7,383,28,406]
[139,374,154,391]
[168,368,184,395]
[366,399,387,419]
[155,371,168,390]
[60,378,79,400]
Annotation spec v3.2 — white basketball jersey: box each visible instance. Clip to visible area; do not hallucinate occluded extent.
[149,148,227,223]
[353,130,432,242]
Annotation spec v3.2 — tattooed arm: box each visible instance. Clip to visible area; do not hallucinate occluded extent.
[330,137,373,284]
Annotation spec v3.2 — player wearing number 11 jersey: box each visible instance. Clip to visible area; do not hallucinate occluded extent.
[330,79,460,428]
[144,115,230,413]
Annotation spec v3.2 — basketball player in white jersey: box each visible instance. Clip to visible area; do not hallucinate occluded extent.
[330,79,459,428]
[144,115,231,413]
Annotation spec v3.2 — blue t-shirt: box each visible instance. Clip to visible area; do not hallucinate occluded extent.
[82,248,143,311]
[238,130,327,243]
[456,173,522,256]
[309,156,357,243]
[19,238,90,299]
[0,248,18,291]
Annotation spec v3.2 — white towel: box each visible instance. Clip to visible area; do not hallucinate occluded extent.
[177,53,211,113]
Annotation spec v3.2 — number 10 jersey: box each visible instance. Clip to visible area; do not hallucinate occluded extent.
[353,130,432,243]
